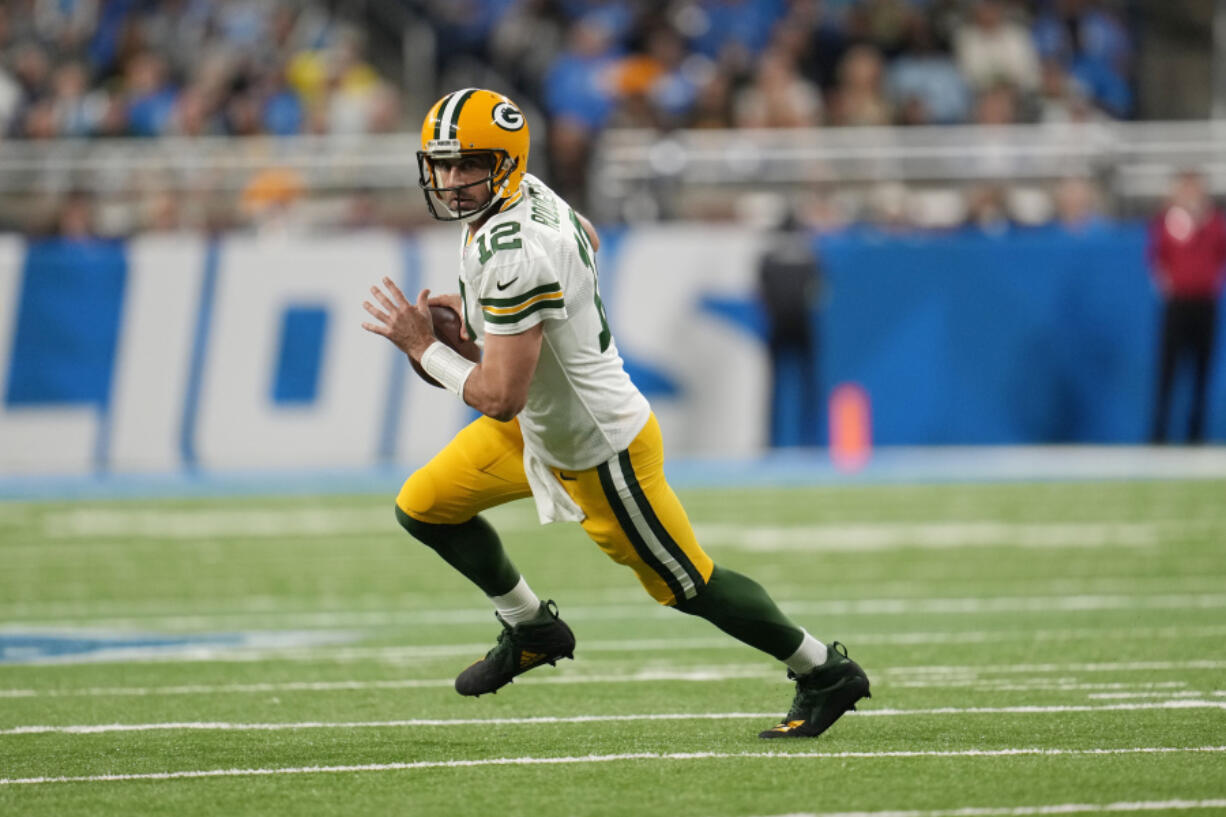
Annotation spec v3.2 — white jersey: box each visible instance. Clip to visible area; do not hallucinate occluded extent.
[456,173,650,471]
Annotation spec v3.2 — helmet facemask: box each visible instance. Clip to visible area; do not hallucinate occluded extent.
[417,147,516,223]
[418,89,530,222]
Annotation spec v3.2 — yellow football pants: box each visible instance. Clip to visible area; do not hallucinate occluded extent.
[396,413,714,605]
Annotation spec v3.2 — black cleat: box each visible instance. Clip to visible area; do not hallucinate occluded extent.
[455,600,576,696]
[759,641,871,738]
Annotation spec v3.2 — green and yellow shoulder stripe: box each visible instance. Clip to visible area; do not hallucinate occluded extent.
[479,282,565,324]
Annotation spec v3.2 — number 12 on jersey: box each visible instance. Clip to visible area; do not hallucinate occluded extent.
[475,222,522,264]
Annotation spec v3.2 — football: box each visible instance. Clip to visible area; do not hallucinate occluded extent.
[412,305,481,388]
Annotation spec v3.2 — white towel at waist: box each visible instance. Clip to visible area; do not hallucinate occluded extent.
[523,448,585,524]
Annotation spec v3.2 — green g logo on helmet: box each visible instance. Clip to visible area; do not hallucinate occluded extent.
[492,102,524,132]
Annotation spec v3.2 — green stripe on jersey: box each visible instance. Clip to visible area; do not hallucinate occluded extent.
[483,298,566,324]
[478,282,561,308]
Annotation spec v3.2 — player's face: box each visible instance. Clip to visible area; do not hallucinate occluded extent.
[431,156,494,213]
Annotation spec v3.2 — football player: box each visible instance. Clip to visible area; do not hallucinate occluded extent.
[361,88,870,738]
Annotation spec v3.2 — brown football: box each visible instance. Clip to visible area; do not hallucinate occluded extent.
[411,305,481,388]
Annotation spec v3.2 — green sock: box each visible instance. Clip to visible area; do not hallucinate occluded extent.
[395,506,520,597]
[675,565,804,660]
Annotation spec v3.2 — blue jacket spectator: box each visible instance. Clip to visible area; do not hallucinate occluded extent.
[543,17,622,131]
[887,17,970,125]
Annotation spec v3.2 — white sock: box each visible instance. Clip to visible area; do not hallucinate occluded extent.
[490,577,543,626]
[784,631,828,675]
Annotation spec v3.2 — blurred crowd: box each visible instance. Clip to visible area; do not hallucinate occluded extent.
[0,0,398,140]
[431,0,1132,202]
[0,0,1135,141]
[0,0,1138,234]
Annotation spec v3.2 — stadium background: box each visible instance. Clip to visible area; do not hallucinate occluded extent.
[2,4,1226,815]
[1,0,1224,478]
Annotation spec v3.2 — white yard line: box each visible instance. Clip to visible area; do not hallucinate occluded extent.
[892,672,1186,686]
[39,508,399,539]
[887,660,1226,676]
[37,508,1214,547]
[8,574,1225,620]
[4,701,1224,736]
[2,746,1224,787]
[8,593,1226,631]
[747,799,1226,817]
[1086,691,1208,700]
[11,635,1226,667]
[0,666,777,698]
[0,674,1209,701]
[850,625,1226,646]
[693,522,1170,551]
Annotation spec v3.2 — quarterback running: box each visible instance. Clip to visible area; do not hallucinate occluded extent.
[360,88,870,738]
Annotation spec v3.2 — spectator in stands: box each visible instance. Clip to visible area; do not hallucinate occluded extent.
[609,20,703,130]
[796,186,853,234]
[21,97,57,139]
[683,0,787,75]
[168,83,222,137]
[860,0,918,58]
[1148,171,1226,444]
[687,67,735,129]
[973,81,1020,125]
[1036,58,1109,123]
[0,64,19,135]
[136,0,213,79]
[954,0,1040,97]
[1033,0,1132,117]
[1053,175,1108,234]
[224,87,263,137]
[56,190,97,240]
[828,44,892,126]
[11,42,51,119]
[488,0,566,96]
[544,15,621,131]
[324,46,383,134]
[31,0,97,54]
[48,60,97,137]
[123,51,177,136]
[431,0,517,74]
[240,166,306,234]
[140,190,184,233]
[543,16,622,204]
[733,49,823,128]
[259,71,305,136]
[964,183,1013,236]
[805,0,856,90]
[887,13,970,125]
[288,29,384,135]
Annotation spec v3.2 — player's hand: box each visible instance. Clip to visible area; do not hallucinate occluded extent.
[362,277,435,360]
[427,292,469,340]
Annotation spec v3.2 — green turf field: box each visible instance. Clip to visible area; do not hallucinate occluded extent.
[1,479,1224,817]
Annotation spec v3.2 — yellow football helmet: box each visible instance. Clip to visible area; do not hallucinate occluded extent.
[417,88,530,222]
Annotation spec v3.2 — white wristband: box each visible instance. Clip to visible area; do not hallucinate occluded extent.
[420,341,477,398]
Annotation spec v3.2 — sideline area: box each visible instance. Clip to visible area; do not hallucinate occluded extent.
[1,446,1225,502]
